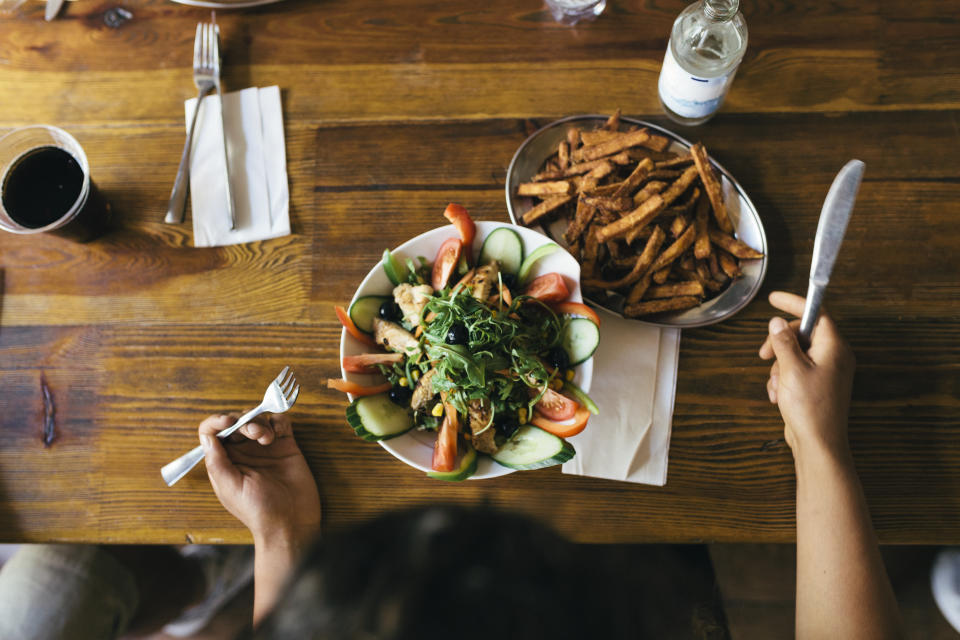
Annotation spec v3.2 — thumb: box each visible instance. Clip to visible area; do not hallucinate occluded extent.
[767,316,810,371]
[201,433,242,495]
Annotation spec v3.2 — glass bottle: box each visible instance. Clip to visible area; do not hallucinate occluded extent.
[657,0,748,126]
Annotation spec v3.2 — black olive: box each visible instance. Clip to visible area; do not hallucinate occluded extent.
[446,323,469,345]
[495,417,519,439]
[547,346,570,370]
[501,273,517,290]
[388,386,412,406]
[379,301,402,321]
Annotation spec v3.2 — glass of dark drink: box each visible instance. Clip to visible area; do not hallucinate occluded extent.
[0,125,110,241]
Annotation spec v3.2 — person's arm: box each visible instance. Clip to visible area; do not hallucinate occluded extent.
[760,291,903,640]
[198,413,322,626]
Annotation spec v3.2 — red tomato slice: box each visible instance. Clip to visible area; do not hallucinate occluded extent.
[443,203,476,252]
[335,305,379,348]
[535,388,578,421]
[531,406,590,438]
[523,273,570,303]
[342,353,404,374]
[432,410,459,472]
[431,237,463,290]
[326,379,392,397]
[552,301,601,326]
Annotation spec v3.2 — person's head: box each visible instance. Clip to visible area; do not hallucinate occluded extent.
[251,504,634,640]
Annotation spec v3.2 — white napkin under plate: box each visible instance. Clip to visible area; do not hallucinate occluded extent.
[185,85,290,247]
[562,318,681,486]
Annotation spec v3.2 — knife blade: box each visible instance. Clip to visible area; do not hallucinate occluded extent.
[798,159,865,344]
[44,0,64,21]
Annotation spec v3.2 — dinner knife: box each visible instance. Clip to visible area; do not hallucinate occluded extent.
[44,0,64,21]
[798,159,865,345]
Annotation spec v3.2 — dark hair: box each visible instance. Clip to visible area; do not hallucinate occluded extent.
[249,504,726,640]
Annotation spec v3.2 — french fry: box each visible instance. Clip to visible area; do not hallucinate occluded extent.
[632,180,668,206]
[656,154,693,169]
[521,195,573,225]
[644,133,671,153]
[518,180,572,197]
[645,281,705,299]
[581,225,601,278]
[582,195,634,213]
[652,267,671,284]
[595,194,666,243]
[612,158,655,198]
[708,228,764,259]
[707,253,725,281]
[582,226,665,291]
[648,169,683,181]
[580,129,620,146]
[602,108,621,131]
[563,199,597,245]
[670,213,690,238]
[651,224,697,272]
[557,141,570,171]
[577,161,616,193]
[691,143,734,233]
[572,128,652,163]
[624,296,700,317]
[566,127,581,150]
[626,272,653,305]
[693,194,711,259]
[718,250,742,278]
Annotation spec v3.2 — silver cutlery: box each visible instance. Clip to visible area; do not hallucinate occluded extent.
[165,22,218,225]
[44,0,64,21]
[161,367,300,487]
[799,159,865,345]
[209,19,237,231]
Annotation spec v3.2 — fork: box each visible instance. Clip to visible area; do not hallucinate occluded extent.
[161,367,300,487]
[164,21,236,230]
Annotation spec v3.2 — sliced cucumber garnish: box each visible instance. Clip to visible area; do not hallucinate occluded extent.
[348,295,391,334]
[563,380,599,416]
[517,243,559,285]
[479,227,524,276]
[346,393,414,442]
[382,249,408,286]
[492,425,575,470]
[561,317,600,366]
[427,446,478,481]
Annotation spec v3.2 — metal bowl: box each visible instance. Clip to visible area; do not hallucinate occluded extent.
[505,114,768,329]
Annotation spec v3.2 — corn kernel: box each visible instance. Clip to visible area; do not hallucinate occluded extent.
[398,377,409,387]
[549,378,563,390]
[518,407,528,424]
[411,369,420,382]
[431,403,444,417]
[564,369,575,381]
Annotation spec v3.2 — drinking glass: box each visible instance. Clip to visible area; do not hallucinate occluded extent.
[0,125,110,241]
[545,0,606,25]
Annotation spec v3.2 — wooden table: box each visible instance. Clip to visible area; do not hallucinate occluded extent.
[0,0,957,545]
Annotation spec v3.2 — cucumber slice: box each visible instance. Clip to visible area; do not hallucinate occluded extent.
[346,393,414,442]
[478,227,524,276]
[427,446,478,481]
[348,295,391,334]
[562,317,600,366]
[563,380,599,416]
[492,425,575,470]
[517,243,559,285]
[382,249,409,285]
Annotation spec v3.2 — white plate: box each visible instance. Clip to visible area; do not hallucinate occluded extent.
[505,115,768,328]
[340,221,593,479]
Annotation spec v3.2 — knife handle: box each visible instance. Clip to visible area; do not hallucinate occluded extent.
[798,280,826,349]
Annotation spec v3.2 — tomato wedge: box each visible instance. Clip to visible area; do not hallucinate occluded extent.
[523,273,570,303]
[335,305,379,348]
[432,410,459,472]
[552,301,601,326]
[431,237,462,290]
[342,353,404,374]
[531,405,590,438]
[326,379,392,397]
[534,388,578,422]
[443,203,476,252]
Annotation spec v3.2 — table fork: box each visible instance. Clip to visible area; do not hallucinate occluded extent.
[161,367,300,487]
[164,21,236,229]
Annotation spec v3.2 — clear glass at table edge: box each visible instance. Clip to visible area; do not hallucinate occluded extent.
[0,125,111,242]
[545,0,606,26]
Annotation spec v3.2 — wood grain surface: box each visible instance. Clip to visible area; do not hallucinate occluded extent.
[0,0,958,544]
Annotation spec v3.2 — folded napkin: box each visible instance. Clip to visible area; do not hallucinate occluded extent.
[562,318,681,486]
[185,86,290,247]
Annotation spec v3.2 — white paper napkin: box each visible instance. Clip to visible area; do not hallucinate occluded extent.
[562,318,681,486]
[185,86,290,247]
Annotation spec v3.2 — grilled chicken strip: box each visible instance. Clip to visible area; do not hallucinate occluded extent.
[372,317,420,357]
[471,262,500,302]
[410,368,438,411]
[393,283,434,326]
[467,399,498,454]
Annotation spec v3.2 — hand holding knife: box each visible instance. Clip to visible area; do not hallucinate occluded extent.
[798,159,865,347]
